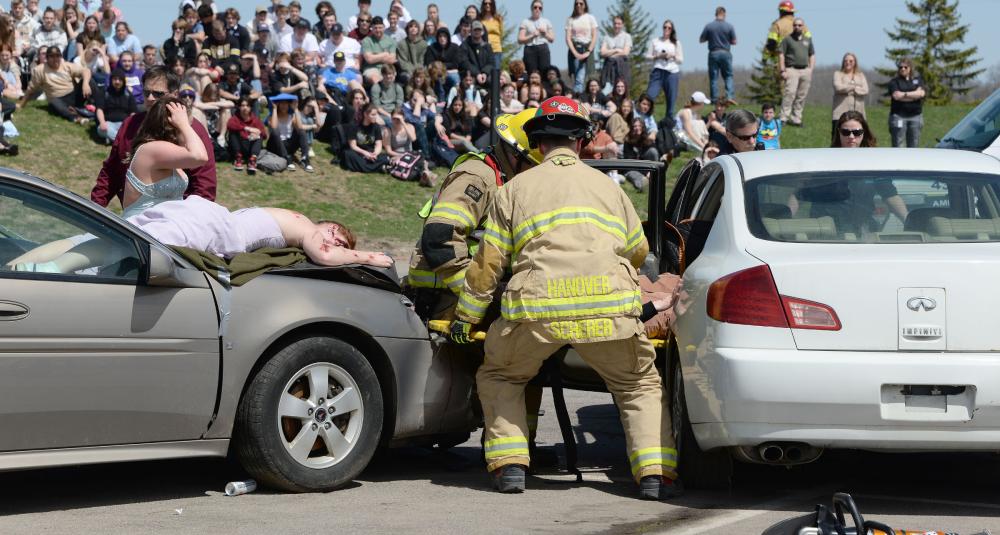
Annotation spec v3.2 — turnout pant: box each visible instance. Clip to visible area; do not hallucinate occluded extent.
[780,67,812,124]
[477,317,677,482]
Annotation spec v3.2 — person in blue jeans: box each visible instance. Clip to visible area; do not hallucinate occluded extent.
[645,19,683,120]
[564,0,598,94]
[699,6,736,102]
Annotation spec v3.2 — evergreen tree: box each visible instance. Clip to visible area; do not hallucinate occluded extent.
[744,45,783,106]
[497,7,519,72]
[880,0,983,104]
[601,0,654,96]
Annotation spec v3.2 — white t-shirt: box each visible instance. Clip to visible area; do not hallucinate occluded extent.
[318,36,362,67]
[565,14,598,45]
[280,32,319,55]
[519,17,553,47]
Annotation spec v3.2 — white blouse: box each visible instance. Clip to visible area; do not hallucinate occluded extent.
[647,38,683,74]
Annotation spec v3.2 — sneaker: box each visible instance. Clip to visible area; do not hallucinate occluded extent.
[75,117,90,126]
[491,464,526,493]
[638,475,683,500]
[233,155,244,171]
[247,155,257,175]
[287,163,297,171]
[304,163,314,172]
[609,170,624,184]
[8,144,18,156]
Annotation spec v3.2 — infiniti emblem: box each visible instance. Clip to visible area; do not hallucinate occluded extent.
[906,297,937,312]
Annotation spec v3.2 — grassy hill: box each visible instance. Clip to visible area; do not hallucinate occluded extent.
[2,101,976,253]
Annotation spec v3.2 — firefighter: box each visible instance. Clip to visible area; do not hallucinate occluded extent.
[451,96,680,500]
[406,108,553,457]
[766,1,810,54]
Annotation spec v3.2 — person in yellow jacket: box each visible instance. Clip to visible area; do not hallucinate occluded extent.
[451,96,680,500]
[766,1,810,55]
[406,108,554,458]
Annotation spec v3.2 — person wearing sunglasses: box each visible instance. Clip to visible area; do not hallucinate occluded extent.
[347,0,373,33]
[517,1,554,77]
[91,65,217,209]
[777,17,814,127]
[790,110,908,229]
[719,108,759,155]
[887,57,925,148]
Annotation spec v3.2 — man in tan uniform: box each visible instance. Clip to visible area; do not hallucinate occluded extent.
[407,108,553,455]
[451,96,679,500]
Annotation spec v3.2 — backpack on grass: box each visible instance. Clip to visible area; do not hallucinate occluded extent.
[387,151,424,181]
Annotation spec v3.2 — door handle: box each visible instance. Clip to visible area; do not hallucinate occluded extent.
[0,300,29,320]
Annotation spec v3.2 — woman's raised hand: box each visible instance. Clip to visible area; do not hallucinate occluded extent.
[166,102,191,130]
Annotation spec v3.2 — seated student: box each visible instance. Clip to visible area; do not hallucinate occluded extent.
[444,69,481,116]
[8,195,394,272]
[113,50,144,108]
[19,46,93,125]
[441,95,475,154]
[95,69,137,144]
[317,50,363,107]
[267,93,313,172]
[342,102,389,173]
[218,61,253,106]
[370,64,403,124]
[226,96,266,174]
[383,110,436,187]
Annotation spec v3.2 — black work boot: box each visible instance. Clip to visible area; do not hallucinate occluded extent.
[491,464,527,493]
[638,475,683,500]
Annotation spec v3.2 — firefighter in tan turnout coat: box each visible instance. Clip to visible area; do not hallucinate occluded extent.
[406,108,555,455]
[450,96,680,500]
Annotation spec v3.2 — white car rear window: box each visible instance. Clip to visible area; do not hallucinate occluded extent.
[746,173,1000,243]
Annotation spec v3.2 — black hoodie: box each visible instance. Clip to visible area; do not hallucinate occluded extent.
[423,28,469,72]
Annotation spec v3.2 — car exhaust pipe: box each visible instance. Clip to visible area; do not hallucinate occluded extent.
[759,444,784,462]
[784,445,804,462]
[735,442,824,466]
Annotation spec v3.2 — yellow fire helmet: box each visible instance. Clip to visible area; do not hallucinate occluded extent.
[494,108,543,165]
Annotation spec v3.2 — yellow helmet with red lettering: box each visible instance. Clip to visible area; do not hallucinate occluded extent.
[494,108,543,165]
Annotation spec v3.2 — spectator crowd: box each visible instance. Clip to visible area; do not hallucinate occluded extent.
[0,0,927,180]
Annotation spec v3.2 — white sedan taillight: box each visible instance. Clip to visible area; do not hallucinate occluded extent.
[707,265,841,331]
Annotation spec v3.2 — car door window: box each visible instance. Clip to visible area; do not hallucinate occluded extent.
[691,167,725,221]
[0,182,141,283]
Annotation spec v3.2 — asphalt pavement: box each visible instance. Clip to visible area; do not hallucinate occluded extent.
[1,390,998,534]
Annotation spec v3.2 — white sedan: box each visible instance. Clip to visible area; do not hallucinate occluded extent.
[665,148,1000,488]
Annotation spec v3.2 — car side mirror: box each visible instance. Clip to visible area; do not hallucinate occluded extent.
[146,245,209,288]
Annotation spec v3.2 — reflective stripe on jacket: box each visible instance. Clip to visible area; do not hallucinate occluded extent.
[407,153,501,294]
[457,147,649,339]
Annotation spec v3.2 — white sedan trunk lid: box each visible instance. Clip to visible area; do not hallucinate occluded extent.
[748,244,1000,352]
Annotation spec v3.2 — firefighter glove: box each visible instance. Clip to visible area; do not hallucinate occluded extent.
[450,320,475,344]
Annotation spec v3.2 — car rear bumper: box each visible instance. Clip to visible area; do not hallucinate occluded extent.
[687,347,1000,450]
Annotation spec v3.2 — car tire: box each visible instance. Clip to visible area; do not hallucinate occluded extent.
[234,336,384,492]
[668,341,733,490]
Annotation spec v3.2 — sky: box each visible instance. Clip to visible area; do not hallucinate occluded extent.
[74,0,999,75]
